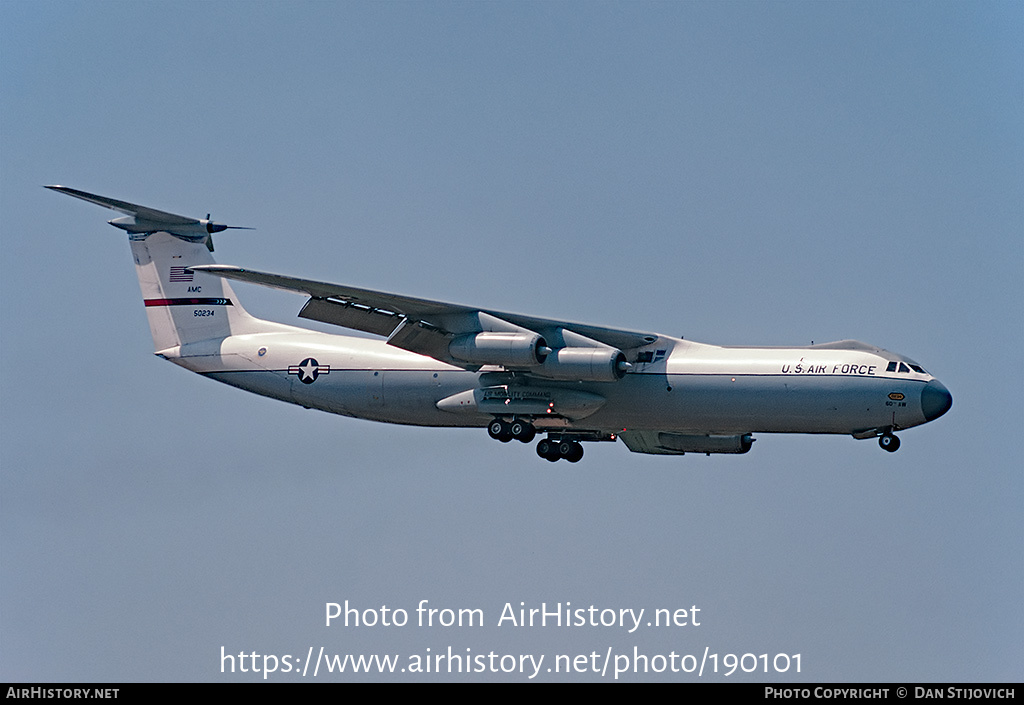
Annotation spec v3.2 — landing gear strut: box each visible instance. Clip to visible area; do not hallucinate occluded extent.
[878,432,901,453]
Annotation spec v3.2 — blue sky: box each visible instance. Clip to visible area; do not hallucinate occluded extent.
[2,0,1021,682]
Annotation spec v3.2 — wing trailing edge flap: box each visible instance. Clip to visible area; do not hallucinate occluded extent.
[385,318,454,362]
[298,297,404,338]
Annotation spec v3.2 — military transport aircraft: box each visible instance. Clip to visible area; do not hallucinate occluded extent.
[49,186,952,462]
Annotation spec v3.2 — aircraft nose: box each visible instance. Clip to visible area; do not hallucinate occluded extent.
[921,380,953,422]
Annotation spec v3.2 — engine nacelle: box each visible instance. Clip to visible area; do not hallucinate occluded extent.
[449,331,549,367]
[533,346,629,383]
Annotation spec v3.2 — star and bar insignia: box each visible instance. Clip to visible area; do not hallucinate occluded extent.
[288,358,330,384]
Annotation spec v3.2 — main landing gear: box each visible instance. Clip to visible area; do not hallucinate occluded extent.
[878,432,901,453]
[487,418,585,463]
[487,418,536,444]
[536,438,584,463]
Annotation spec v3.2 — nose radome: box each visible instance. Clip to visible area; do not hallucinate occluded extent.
[921,380,953,422]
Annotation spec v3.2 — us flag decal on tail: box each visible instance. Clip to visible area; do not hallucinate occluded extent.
[169,266,194,282]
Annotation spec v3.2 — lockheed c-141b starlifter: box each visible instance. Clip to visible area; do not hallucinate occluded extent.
[49,186,952,462]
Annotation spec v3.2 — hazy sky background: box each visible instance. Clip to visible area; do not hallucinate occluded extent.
[2,0,1020,682]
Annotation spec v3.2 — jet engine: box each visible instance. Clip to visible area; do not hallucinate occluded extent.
[533,346,630,383]
[449,331,550,367]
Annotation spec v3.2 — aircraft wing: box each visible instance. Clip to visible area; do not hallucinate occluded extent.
[190,264,661,370]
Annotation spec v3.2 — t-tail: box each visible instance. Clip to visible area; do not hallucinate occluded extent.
[47,186,272,353]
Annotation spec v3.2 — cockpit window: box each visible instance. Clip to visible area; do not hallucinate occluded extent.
[887,360,928,374]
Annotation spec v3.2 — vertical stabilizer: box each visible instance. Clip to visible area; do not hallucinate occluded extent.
[47,186,272,353]
[130,231,263,351]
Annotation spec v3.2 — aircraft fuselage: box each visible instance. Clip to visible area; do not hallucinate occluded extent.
[161,329,946,437]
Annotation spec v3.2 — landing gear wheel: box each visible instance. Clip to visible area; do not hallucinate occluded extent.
[510,419,536,444]
[563,441,584,463]
[488,419,513,443]
[879,433,900,453]
[536,438,559,462]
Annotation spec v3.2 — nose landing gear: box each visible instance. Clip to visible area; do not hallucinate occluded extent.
[878,432,901,452]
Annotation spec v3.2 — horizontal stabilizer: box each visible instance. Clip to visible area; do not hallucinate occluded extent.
[46,186,251,239]
[46,186,198,224]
